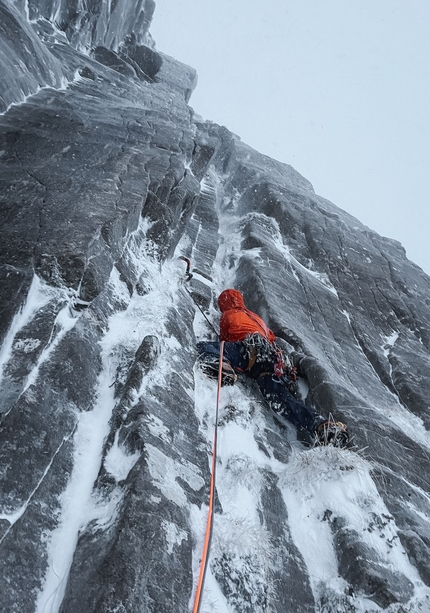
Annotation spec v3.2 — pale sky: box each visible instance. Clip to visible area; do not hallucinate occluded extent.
[151,1,430,275]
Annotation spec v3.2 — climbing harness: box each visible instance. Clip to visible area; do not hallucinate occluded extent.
[192,341,225,613]
[178,256,219,336]
[242,333,296,380]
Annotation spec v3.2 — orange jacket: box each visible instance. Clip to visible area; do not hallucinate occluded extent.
[218,289,276,343]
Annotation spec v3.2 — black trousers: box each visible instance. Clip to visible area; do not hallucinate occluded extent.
[197,341,318,439]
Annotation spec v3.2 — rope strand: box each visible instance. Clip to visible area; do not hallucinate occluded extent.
[192,341,224,613]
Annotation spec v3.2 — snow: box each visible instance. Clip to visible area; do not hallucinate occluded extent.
[35,221,198,613]
[185,167,430,611]
[281,446,423,604]
[16,166,429,612]
[146,443,204,508]
[190,373,276,612]
[22,300,81,393]
[162,519,188,555]
[382,331,399,357]
[0,426,75,533]
[0,274,60,386]
[104,431,140,482]
[191,363,430,611]
[1,157,423,613]
[35,329,119,613]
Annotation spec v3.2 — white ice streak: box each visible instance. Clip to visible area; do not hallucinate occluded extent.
[146,443,204,508]
[342,309,351,323]
[36,224,189,613]
[0,75,73,117]
[209,169,244,293]
[0,274,66,386]
[280,446,423,603]
[22,300,79,393]
[162,519,188,555]
[382,331,399,357]
[103,430,140,482]
[35,350,119,613]
[272,225,338,296]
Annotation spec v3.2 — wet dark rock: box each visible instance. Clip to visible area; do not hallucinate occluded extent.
[1,1,430,612]
[0,3,64,112]
[120,40,163,80]
[331,517,414,608]
[398,530,430,586]
[93,46,138,78]
[259,470,315,611]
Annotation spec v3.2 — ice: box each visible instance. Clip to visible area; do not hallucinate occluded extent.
[35,338,119,613]
[104,431,141,482]
[22,300,81,393]
[35,220,193,612]
[280,445,423,606]
[146,443,204,507]
[0,274,66,387]
[162,519,188,555]
[382,331,399,357]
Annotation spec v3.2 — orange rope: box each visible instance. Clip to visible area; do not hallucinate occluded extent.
[192,340,225,613]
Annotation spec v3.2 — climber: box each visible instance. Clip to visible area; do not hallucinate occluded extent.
[197,288,348,447]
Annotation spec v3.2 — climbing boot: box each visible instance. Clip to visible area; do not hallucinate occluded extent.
[198,354,237,386]
[316,420,349,448]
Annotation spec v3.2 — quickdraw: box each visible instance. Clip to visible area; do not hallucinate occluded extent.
[179,256,219,336]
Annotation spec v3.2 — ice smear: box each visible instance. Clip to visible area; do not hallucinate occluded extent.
[104,430,140,482]
[162,519,188,555]
[382,331,399,357]
[0,274,61,385]
[23,301,80,393]
[236,211,339,297]
[342,309,351,323]
[146,443,204,508]
[0,425,76,535]
[36,226,191,612]
[280,446,424,609]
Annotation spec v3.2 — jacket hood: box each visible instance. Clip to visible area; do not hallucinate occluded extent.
[218,289,245,312]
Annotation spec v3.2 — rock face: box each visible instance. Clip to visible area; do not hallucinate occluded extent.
[1,2,430,612]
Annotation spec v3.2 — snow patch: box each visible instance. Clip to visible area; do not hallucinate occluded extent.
[162,520,188,554]
[281,446,423,603]
[104,431,140,482]
[13,338,42,352]
[144,414,171,444]
[0,274,60,384]
[382,331,399,357]
[146,443,204,507]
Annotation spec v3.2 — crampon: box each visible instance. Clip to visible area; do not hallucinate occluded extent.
[198,354,237,386]
[315,418,349,448]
